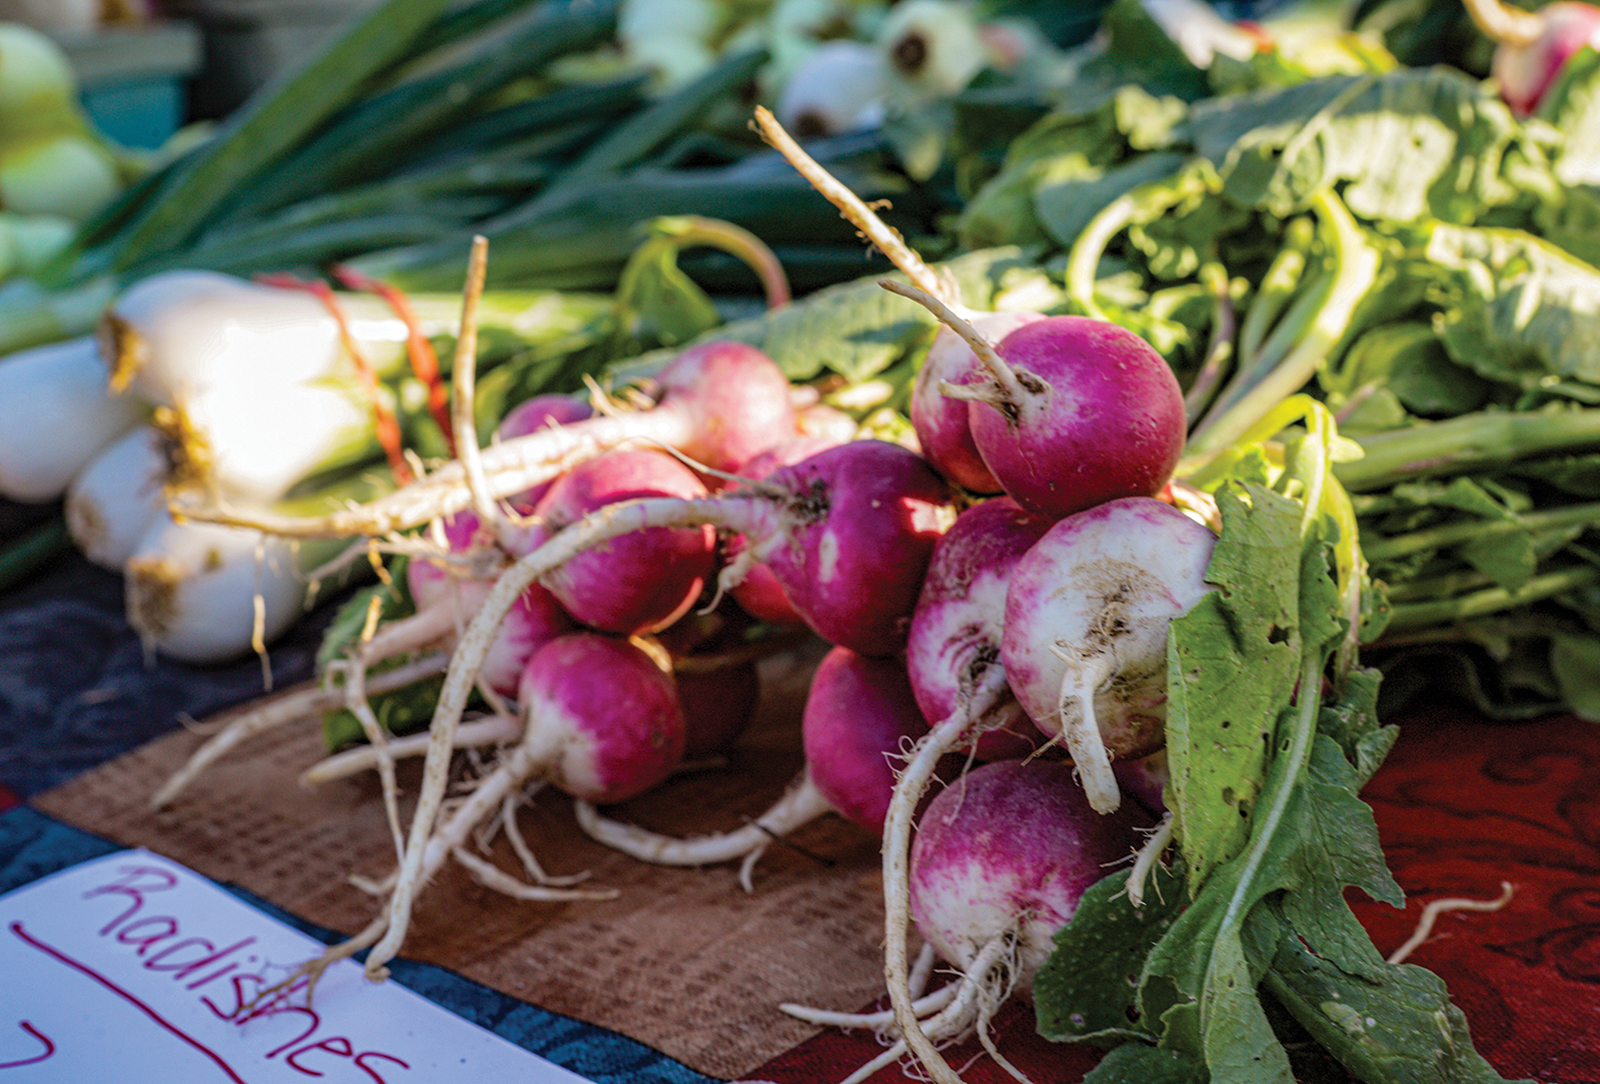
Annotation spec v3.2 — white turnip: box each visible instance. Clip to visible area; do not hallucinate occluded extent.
[170,337,799,540]
[1002,495,1218,814]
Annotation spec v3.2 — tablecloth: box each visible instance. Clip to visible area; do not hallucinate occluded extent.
[3,546,1598,1084]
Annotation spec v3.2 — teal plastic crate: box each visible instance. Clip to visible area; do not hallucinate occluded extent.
[59,21,203,150]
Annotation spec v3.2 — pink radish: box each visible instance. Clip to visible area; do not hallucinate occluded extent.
[749,106,1055,494]
[909,310,1045,493]
[574,645,930,888]
[494,392,594,510]
[402,509,574,698]
[353,439,953,979]
[1464,0,1600,114]
[674,660,762,759]
[888,758,1151,1082]
[1002,495,1217,813]
[495,392,594,439]
[887,281,1188,522]
[726,432,851,627]
[513,631,687,804]
[910,759,1150,989]
[743,440,955,655]
[1116,748,1171,818]
[905,495,1053,762]
[337,629,686,984]
[874,496,1056,1084]
[525,447,718,636]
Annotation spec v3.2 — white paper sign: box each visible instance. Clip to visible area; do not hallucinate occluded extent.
[0,849,595,1083]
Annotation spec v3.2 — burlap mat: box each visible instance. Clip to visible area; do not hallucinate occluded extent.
[31,640,896,1080]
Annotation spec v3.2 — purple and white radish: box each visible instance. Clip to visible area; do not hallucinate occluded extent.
[402,509,574,698]
[1003,495,1217,813]
[524,447,718,636]
[350,630,686,982]
[886,282,1188,523]
[743,440,956,655]
[905,495,1053,762]
[909,310,1045,494]
[875,495,1055,1084]
[750,106,1054,494]
[514,631,687,804]
[575,644,930,889]
[654,602,767,758]
[726,432,850,628]
[493,392,594,510]
[892,758,1151,1082]
[353,439,953,978]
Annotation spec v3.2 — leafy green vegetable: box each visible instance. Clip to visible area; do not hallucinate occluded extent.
[1035,398,1527,1083]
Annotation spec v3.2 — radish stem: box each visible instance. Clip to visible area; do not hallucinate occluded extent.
[877,278,1031,412]
[751,106,949,304]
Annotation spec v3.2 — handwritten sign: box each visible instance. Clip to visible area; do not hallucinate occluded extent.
[0,849,596,1082]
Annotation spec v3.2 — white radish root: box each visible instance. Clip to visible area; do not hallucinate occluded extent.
[151,653,449,810]
[571,770,834,886]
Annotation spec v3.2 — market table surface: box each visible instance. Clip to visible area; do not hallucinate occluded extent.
[2,546,1596,1084]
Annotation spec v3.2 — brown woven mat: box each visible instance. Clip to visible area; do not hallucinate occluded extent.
[31,642,895,1080]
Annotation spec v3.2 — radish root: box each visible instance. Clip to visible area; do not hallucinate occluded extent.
[880,667,1015,1084]
[1386,881,1514,965]
[1050,645,1123,814]
[805,932,1026,1084]
[570,770,834,886]
[151,653,449,810]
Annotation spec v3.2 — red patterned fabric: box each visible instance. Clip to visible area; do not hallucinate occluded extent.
[750,705,1600,1084]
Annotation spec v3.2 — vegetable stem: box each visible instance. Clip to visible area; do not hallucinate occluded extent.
[1363,500,1600,561]
[1189,189,1379,456]
[1383,564,1600,631]
[1336,408,1600,491]
[753,106,948,303]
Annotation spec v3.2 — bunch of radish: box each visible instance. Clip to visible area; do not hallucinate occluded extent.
[146,110,1228,1084]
